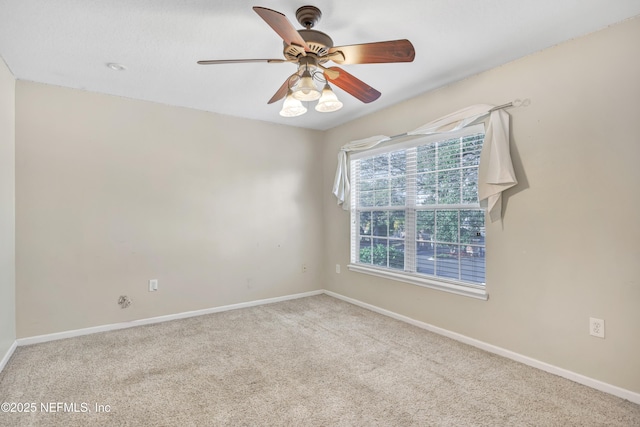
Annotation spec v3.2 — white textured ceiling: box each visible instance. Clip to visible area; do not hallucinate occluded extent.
[1,1,639,130]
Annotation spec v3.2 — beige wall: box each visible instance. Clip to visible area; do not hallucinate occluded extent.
[0,57,16,357]
[322,17,640,393]
[16,82,324,337]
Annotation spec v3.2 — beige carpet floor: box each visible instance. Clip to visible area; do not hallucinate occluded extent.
[0,294,639,426]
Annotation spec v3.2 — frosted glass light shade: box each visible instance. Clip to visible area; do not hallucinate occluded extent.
[292,70,321,101]
[315,84,343,112]
[279,90,307,117]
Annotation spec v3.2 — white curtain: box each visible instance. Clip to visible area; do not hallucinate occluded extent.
[332,104,517,222]
[407,104,493,136]
[332,135,390,210]
[478,109,517,222]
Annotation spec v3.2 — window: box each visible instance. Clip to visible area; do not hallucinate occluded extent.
[349,125,487,299]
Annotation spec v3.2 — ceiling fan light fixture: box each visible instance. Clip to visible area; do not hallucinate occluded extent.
[292,69,321,101]
[315,83,343,113]
[198,6,416,118]
[279,90,307,117]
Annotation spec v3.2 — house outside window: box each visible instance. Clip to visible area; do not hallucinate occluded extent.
[349,124,487,299]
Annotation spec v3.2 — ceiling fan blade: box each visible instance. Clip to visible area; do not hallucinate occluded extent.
[325,67,381,103]
[319,66,340,80]
[268,78,291,104]
[197,59,286,65]
[253,7,310,52]
[329,39,415,64]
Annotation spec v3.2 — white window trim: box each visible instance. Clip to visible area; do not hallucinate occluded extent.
[347,263,488,300]
[348,124,488,300]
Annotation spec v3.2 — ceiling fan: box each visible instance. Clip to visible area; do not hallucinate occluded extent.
[197,5,415,117]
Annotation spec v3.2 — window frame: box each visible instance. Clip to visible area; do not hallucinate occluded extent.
[348,124,488,300]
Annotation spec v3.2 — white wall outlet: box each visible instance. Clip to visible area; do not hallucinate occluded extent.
[589,317,605,338]
[149,279,158,292]
[336,264,341,274]
[302,264,308,273]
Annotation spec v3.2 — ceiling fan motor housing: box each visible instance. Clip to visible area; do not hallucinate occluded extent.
[283,6,333,60]
[284,29,334,59]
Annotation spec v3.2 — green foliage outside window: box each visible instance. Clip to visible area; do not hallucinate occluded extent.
[359,243,404,269]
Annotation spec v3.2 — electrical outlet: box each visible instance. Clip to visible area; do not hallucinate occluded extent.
[336,264,341,274]
[149,279,158,292]
[589,317,605,338]
[302,264,308,273]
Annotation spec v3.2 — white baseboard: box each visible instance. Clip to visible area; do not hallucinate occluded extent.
[0,340,17,373]
[17,290,323,346]
[324,290,640,405]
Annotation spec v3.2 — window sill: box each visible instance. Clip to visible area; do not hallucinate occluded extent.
[347,264,488,300]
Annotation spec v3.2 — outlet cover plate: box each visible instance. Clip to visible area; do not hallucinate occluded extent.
[589,317,605,338]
